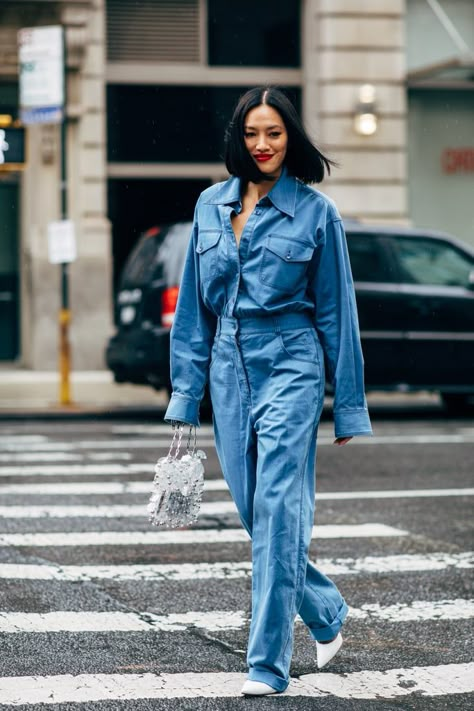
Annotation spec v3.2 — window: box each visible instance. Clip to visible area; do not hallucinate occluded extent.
[208,0,300,67]
[391,237,473,287]
[107,0,200,63]
[346,234,395,283]
[107,85,301,163]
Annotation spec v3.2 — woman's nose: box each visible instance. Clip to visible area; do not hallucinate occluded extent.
[256,136,269,151]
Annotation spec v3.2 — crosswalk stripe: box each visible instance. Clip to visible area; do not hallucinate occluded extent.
[1,433,474,453]
[0,464,151,476]
[0,439,217,452]
[0,599,472,633]
[0,489,472,518]
[0,435,48,443]
[0,452,134,463]
[0,479,227,492]
[0,664,472,702]
[0,552,470,581]
[0,453,85,462]
[1,481,473,499]
[0,523,407,547]
[0,502,239,518]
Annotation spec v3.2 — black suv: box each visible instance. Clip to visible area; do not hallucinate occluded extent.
[106,222,474,412]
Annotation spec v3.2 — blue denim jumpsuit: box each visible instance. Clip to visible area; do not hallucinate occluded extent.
[164,165,372,692]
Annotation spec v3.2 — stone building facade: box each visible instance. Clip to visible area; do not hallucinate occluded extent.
[0,0,472,370]
[0,0,111,370]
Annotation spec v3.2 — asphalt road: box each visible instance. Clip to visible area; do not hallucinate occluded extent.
[0,410,472,710]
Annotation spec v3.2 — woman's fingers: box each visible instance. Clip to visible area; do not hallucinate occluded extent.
[334,436,353,446]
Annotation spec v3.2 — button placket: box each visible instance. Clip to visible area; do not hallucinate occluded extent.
[223,206,242,315]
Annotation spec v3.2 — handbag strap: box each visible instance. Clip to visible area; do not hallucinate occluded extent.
[168,421,196,459]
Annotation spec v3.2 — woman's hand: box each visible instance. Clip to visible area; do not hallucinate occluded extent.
[334,437,353,446]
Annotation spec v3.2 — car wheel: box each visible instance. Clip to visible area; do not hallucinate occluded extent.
[113,371,126,384]
[441,393,473,414]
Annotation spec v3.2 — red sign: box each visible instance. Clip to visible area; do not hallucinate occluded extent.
[441,148,474,174]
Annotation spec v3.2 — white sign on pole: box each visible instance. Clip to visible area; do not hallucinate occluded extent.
[18,26,64,125]
[47,221,77,265]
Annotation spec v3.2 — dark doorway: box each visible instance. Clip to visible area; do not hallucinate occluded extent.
[0,179,20,360]
[108,177,211,290]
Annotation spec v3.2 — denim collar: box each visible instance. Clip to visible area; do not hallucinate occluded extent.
[204,165,296,218]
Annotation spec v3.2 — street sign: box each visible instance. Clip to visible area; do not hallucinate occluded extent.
[18,26,64,125]
[0,128,26,166]
[47,220,77,265]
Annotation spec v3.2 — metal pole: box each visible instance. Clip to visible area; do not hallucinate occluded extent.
[59,27,72,405]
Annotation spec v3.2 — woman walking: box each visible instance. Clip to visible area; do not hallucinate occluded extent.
[164,86,372,695]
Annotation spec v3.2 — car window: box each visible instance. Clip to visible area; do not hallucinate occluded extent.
[390,237,473,287]
[122,233,161,285]
[346,234,395,282]
[158,223,193,285]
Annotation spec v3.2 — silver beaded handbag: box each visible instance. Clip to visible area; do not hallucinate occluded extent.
[147,422,206,528]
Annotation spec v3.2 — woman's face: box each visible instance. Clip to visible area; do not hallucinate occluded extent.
[243,104,288,179]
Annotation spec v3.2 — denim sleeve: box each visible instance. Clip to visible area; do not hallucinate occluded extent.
[164,210,217,427]
[311,217,372,438]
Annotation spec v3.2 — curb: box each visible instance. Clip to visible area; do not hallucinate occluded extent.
[0,405,168,422]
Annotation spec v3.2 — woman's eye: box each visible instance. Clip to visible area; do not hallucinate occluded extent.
[244,132,255,138]
[270,132,281,138]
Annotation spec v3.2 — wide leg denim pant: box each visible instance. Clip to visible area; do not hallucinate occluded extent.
[209,313,348,692]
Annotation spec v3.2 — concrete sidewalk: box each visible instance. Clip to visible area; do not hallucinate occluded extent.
[0,370,168,419]
[0,369,443,420]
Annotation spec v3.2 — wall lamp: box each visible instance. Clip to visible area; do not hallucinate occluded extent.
[353,84,378,136]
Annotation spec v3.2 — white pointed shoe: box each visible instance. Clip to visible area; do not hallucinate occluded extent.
[241,680,279,696]
[316,632,343,669]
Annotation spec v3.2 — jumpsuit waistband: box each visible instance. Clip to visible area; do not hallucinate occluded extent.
[217,312,314,337]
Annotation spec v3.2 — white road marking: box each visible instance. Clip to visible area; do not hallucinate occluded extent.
[0,479,464,498]
[0,523,407,547]
[0,435,48,444]
[110,425,216,435]
[0,610,247,633]
[0,479,228,493]
[348,598,474,622]
[0,439,217,452]
[0,464,151,477]
[0,502,237,518]
[0,664,472,703]
[0,482,473,500]
[0,452,133,463]
[2,551,469,583]
[0,599,472,634]
[84,452,132,461]
[1,433,474,453]
[0,453,84,462]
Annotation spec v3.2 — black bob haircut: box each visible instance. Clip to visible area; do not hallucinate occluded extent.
[224,86,336,184]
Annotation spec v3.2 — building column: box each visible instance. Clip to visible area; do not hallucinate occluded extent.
[21,0,112,370]
[66,0,113,370]
[303,0,408,223]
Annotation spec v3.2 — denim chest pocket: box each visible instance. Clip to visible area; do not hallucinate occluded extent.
[196,230,222,282]
[259,235,314,293]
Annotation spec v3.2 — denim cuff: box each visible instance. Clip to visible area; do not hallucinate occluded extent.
[334,407,372,439]
[308,599,349,642]
[164,392,200,427]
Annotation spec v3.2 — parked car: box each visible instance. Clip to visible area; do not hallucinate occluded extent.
[106,221,474,412]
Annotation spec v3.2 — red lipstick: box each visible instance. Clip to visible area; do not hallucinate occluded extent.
[255,154,273,162]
